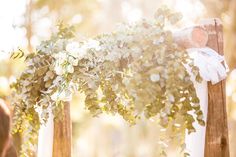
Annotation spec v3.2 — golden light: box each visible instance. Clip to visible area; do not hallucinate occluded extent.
[0,0,27,52]
[172,0,206,25]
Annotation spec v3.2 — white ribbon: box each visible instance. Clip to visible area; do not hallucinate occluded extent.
[185,47,228,157]
[37,108,54,157]
[187,47,229,84]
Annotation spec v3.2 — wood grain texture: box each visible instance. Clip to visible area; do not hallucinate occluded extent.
[53,103,72,157]
[201,19,230,157]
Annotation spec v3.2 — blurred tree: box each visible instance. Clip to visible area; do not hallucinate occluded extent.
[25,0,33,52]
[224,0,236,69]
[23,0,100,52]
[201,0,236,69]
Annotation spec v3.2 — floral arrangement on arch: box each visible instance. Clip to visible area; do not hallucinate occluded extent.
[11,7,204,156]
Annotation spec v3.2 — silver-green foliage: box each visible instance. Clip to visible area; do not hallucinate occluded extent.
[11,7,204,156]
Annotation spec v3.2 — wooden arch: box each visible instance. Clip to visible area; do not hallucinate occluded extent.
[52,19,230,157]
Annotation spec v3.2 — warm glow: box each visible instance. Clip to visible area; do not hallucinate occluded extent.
[173,0,206,25]
[0,0,27,52]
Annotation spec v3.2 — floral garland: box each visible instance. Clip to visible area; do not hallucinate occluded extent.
[11,7,204,156]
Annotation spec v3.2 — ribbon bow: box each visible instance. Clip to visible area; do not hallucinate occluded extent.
[187,47,229,84]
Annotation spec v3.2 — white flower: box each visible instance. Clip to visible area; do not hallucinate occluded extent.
[150,74,160,82]
[67,64,74,73]
[54,63,64,75]
[86,39,101,51]
[54,51,67,64]
[53,76,63,85]
[77,45,87,58]
[51,89,72,102]
[53,52,67,75]
[66,42,80,57]
[68,56,79,66]
[53,51,78,75]
[66,41,88,59]
[54,63,75,75]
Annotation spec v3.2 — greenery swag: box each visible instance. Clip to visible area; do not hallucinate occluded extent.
[11,7,204,157]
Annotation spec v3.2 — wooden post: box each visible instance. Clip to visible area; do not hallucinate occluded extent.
[49,19,230,157]
[53,102,72,157]
[201,19,230,157]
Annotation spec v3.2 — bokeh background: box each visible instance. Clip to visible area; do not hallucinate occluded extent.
[0,0,236,157]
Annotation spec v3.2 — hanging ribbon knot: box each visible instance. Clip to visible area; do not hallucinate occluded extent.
[187,47,229,85]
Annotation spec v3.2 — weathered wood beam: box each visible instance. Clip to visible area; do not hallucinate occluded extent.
[201,18,230,157]
[50,19,230,157]
[53,102,72,157]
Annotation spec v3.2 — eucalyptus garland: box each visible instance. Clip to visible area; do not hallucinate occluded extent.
[11,7,204,156]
